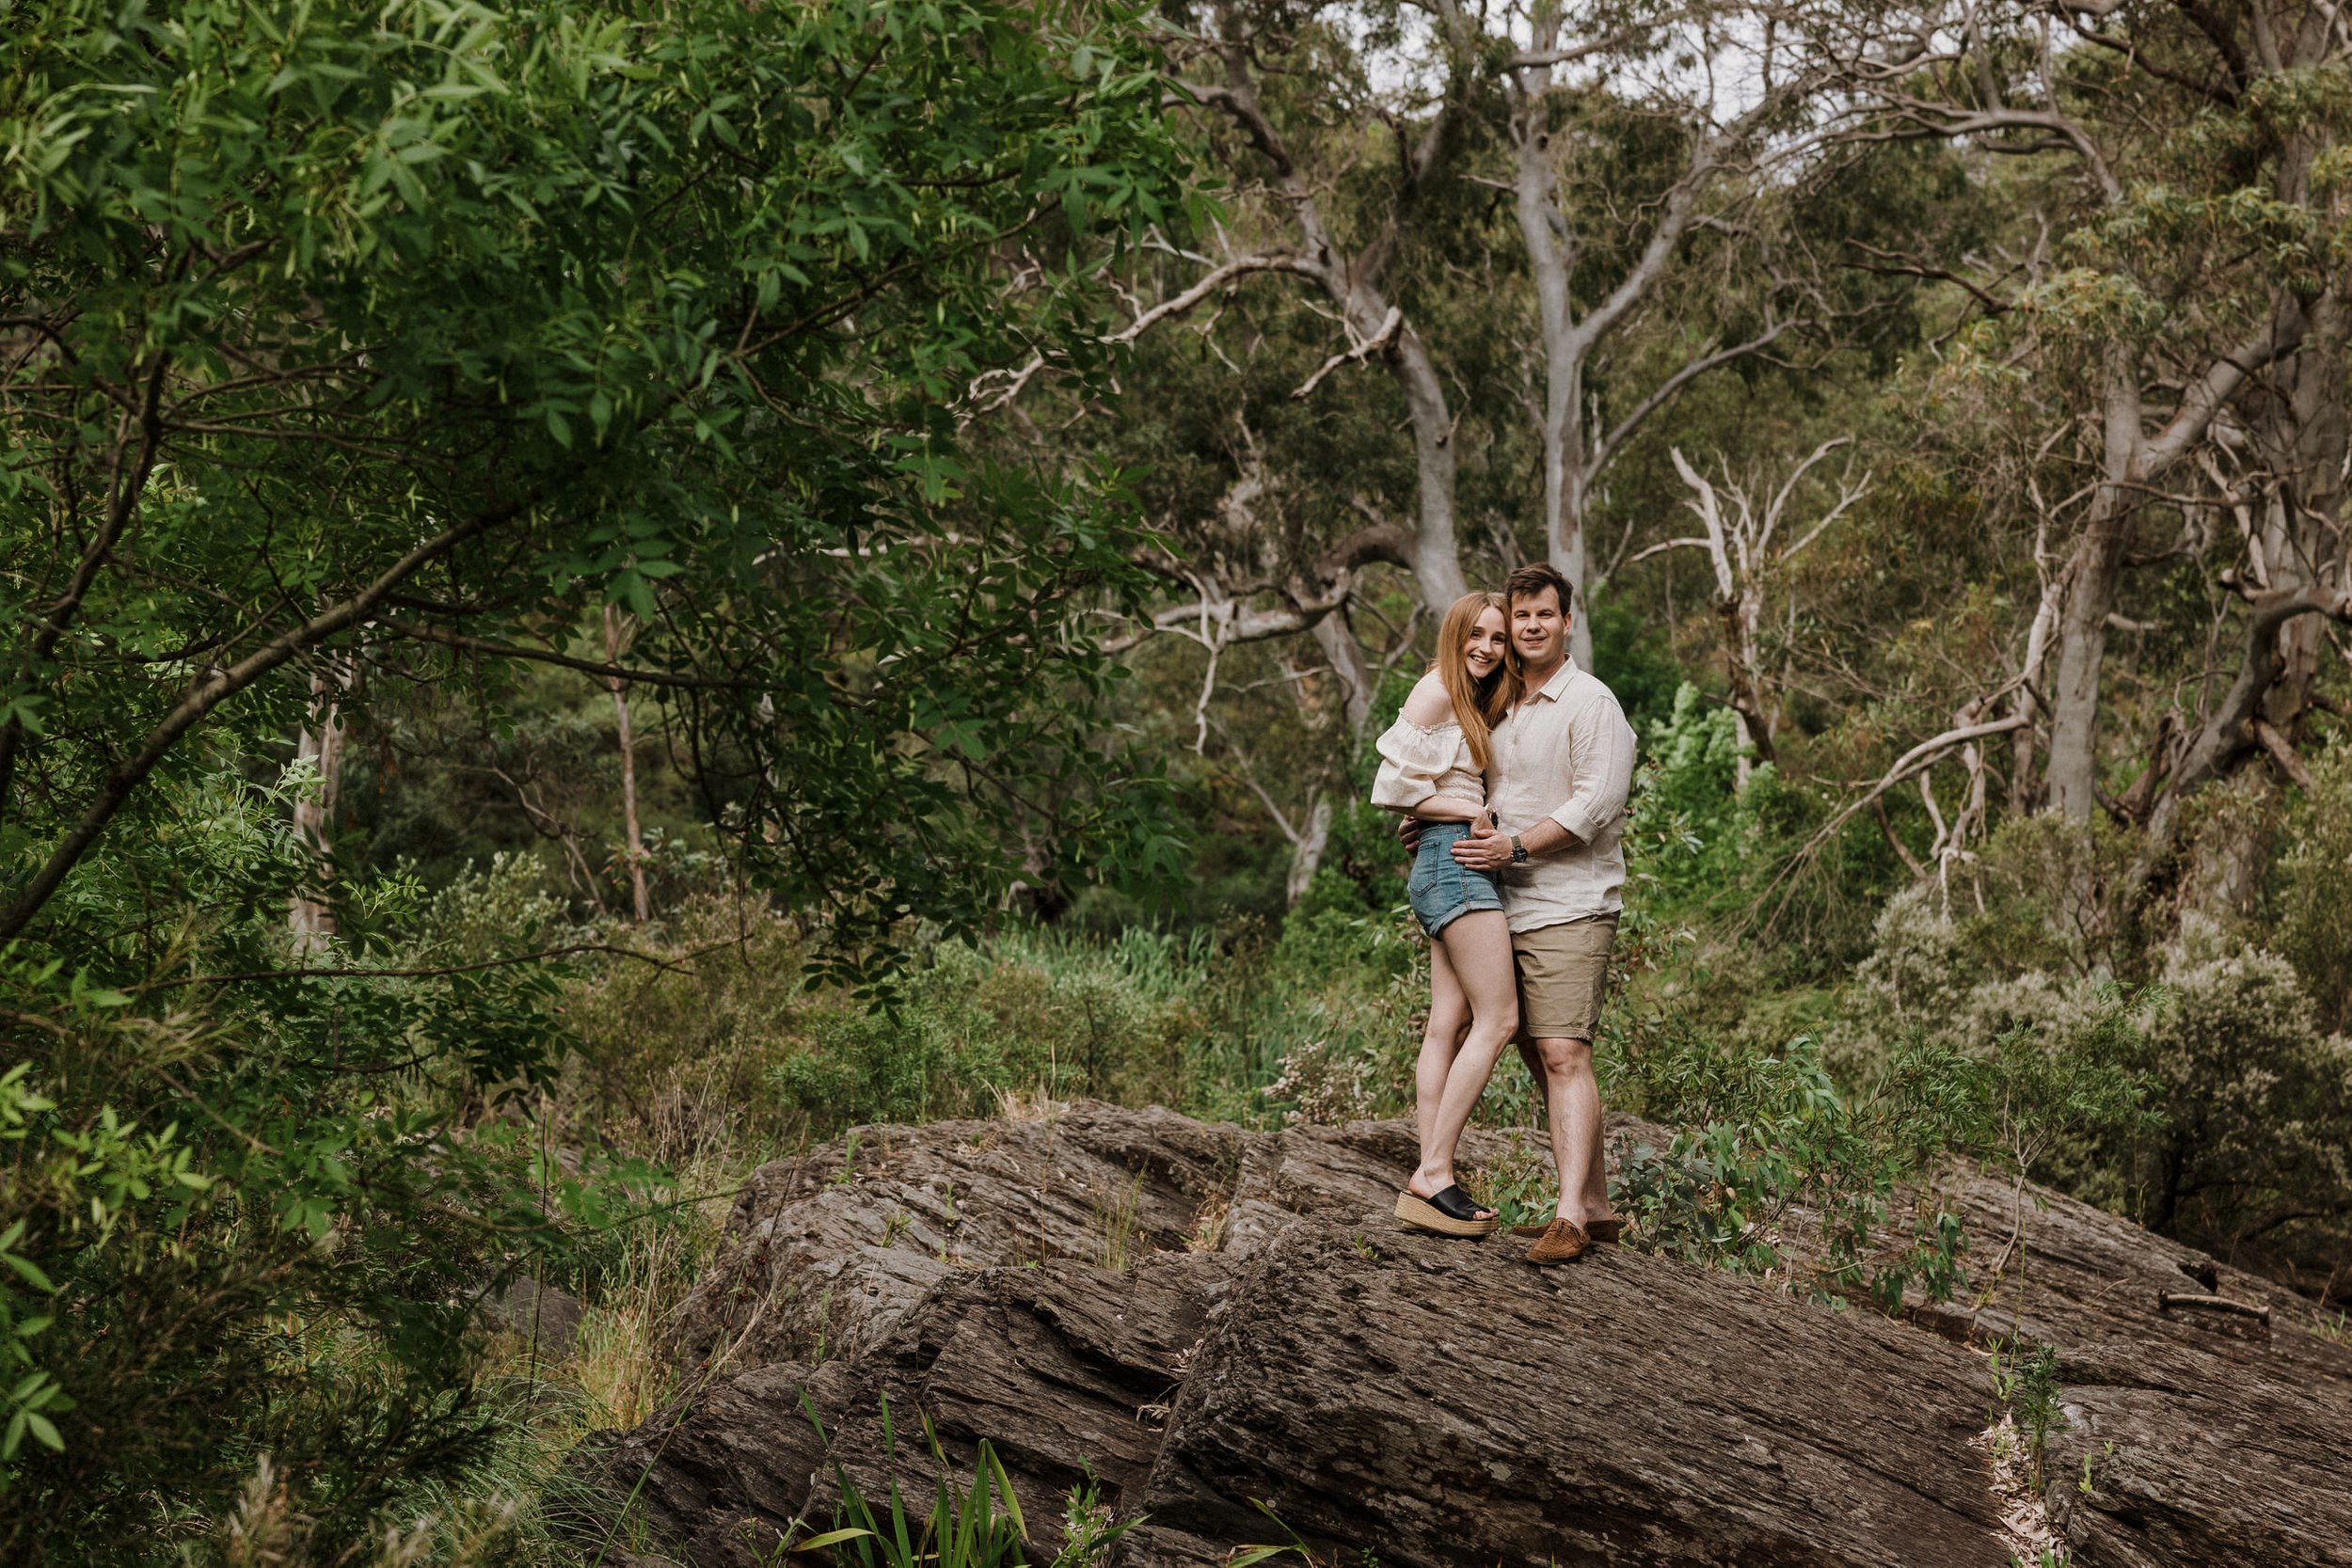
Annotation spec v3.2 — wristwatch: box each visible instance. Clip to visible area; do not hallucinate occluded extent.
[1509,834,1529,864]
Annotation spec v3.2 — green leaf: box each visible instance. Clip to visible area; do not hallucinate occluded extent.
[2,1253,57,1294]
[792,1528,875,1550]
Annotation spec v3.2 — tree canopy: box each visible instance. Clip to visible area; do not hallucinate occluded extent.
[1,0,1191,970]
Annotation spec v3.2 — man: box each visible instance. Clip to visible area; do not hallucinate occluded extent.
[1406,562,1637,1265]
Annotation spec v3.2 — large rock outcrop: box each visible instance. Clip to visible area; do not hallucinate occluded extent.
[572,1102,2352,1567]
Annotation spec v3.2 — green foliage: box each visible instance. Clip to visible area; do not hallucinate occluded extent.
[1255,905,1449,1125]
[1836,832,2352,1282]
[1,0,1194,981]
[0,0,1198,1553]
[1604,1017,1972,1310]
[1620,684,1906,975]
[0,761,596,1560]
[1629,686,1749,911]
[2277,740,2352,1033]
[577,918,1231,1150]
[784,1394,1133,1568]
[1587,583,1683,733]
[2140,920,2352,1248]
[1,0,2347,1551]
[574,903,1434,1151]
[1988,1338,2067,1487]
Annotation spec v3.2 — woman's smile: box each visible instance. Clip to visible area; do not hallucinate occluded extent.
[1464,607,1508,676]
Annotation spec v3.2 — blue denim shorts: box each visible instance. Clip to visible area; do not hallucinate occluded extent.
[1406,820,1505,938]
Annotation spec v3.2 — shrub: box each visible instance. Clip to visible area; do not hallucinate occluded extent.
[561,895,815,1164]
[2140,919,2352,1271]
[2277,739,2352,1034]
[0,766,607,1565]
[1835,850,2352,1280]
[1604,1014,1975,1310]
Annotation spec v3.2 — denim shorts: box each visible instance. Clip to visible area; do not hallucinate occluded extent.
[1406,820,1505,938]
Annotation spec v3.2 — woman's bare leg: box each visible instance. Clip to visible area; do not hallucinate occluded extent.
[1414,939,1471,1160]
[1409,909,1518,1205]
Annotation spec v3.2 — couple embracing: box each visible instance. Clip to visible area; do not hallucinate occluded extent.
[1371,562,1636,1266]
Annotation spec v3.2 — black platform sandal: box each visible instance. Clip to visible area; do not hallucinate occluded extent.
[1393,1183,1501,1238]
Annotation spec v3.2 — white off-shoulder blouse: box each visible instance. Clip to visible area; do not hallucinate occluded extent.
[1370,715,1486,811]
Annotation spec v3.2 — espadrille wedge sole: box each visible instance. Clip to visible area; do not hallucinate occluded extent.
[1393,1186,1499,1238]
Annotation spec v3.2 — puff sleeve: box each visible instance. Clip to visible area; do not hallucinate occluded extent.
[1370,717,1458,810]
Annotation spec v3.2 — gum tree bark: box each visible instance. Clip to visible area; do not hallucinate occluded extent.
[1829,8,2308,820]
[604,605,651,925]
[2043,342,2148,819]
[1163,4,1474,612]
[1507,3,1811,668]
[289,659,348,953]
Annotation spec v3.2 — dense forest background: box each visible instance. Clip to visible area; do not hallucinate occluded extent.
[3,0,2349,1561]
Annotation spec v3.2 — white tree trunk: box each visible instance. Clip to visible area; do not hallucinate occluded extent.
[2044,343,2146,819]
[1511,6,1593,667]
[1311,610,1377,737]
[605,605,651,924]
[289,664,347,953]
[1285,794,1333,907]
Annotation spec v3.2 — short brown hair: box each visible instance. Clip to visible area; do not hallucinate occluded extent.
[1504,562,1574,615]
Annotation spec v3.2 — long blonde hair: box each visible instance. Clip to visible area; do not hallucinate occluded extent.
[1433,591,1513,773]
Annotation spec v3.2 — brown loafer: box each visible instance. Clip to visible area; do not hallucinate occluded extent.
[1512,1217,1622,1244]
[1524,1218,1591,1265]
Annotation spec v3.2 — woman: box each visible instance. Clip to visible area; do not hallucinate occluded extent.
[1371,591,1519,1237]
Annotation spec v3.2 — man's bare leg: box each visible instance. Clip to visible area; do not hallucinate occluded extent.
[1581,1099,1613,1220]
[1533,1036,1611,1229]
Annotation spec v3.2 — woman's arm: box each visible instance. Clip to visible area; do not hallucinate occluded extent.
[1411,794,1490,823]
[1371,673,1471,815]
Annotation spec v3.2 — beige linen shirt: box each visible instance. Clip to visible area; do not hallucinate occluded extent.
[1486,657,1637,933]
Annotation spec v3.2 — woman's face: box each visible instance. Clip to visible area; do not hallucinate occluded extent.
[1464,606,1508,678]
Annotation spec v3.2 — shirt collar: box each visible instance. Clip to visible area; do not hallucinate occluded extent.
[1522,657,1579,705]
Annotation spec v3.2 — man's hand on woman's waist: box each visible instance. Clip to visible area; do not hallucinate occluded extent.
[1451,815,1582,871]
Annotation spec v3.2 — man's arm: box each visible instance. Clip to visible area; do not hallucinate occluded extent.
[1451,813,1577,870]
[1451,692,1634,870]
[1545,696,1636,846]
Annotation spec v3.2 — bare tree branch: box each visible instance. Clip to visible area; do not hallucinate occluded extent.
[378,616,743,690]
[1756,713,2033,926]
[1590,317,1799,477]
[1293,306,1403,400]
[0,501,527,942]
[1107,253,1321,345]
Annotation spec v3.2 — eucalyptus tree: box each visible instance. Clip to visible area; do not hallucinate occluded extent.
[1806,0,2352,859]
[1656,437,1873,784]
[980,0,1937,901]
[1092,0,1880,670]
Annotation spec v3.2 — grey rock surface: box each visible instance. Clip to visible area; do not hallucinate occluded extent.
[572,1102,2352,1567]
[482,1274,585,1352]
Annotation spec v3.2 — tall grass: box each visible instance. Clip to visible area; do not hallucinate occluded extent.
[560,895,1441,1156]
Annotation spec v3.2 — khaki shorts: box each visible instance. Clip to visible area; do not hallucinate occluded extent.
[1511,913,1618,1041]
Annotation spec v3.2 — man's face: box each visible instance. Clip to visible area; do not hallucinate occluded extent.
[1511,586,1566,668]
